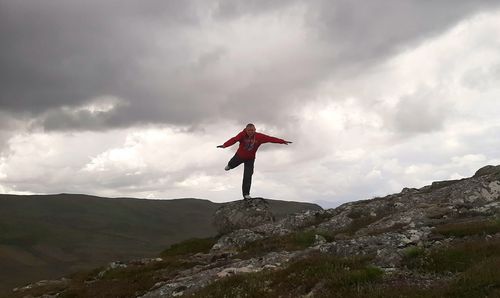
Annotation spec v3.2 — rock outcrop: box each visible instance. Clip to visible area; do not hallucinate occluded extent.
[213,197,275,234]
[143,164,500,296]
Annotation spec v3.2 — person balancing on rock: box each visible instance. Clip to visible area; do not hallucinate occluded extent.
[217,123,292,200]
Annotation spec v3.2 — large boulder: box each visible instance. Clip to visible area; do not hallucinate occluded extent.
[213,198,275,235]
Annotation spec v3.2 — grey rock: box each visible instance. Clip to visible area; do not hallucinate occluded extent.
[401,187,418,194]
[12,278,71,293]
[251,222,292,236]
[251,210,329,237]
[473,165,500,177]
[140,250,304,298]
[318,228,431,268]
[280,210,326,230]
[97,261,128,279]
[211,229,264,252]
[316,212,353,234]
[313,234,327,246]
[213,198,274,235]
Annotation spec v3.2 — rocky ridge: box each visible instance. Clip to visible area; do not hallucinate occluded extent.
[11,165,500,297]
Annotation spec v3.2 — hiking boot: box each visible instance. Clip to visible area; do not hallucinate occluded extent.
[243,194,252,200]
[224,165,231,171]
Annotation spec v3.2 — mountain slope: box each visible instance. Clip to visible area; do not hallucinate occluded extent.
[10,165,500,297]
[0,194,321,295]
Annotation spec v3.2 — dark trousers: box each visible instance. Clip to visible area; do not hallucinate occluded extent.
[227,154,255,196]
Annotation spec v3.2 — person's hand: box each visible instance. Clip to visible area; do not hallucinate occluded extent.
[284,141,293,145]
[217,145,224,148]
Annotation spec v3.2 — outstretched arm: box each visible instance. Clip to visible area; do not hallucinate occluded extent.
[217,131,244,148]
[259,133,292,145]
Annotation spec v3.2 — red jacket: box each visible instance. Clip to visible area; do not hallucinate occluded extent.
[223,130,287,160]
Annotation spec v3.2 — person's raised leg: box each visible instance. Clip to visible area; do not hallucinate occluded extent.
[242,159,255,198]
[226,154,242,171]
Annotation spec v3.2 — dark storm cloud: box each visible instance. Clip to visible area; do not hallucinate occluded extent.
[1,0,498,131]
[0,0,204,115]
[213,0,297,19]
[308,0,499,63]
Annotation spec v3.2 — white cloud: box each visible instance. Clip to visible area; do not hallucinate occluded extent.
[0,131,127,193]
[0,156,6,179]
[83,147,146,173]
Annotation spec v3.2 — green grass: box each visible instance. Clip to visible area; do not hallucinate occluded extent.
[342,215,384,236]
[10,237,217,298]
[61,259,196,298]
[404,239,500,273]
[11,257,200,298]
[191,253,383,298]
[445,257,500,298]
[246,240,500,298]
[369,243,500,297]
[396,239,500,297]
[160,237,217,257]
[433,219,500,238]
[427,240,500,273]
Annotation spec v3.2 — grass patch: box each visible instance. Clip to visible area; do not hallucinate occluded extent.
[395,239,500,297]
[425,241,500,273]
[11,257,200,298]
[433,219,500,238]
[15,239,500,297]
[11,237,216,298]
[403,239,500,273]
[401,246,427,270]
[373,252,500,297]
[446,256,500,298]
[160,237,217,257]
[191,253,383,298]
[365,222,407,236]
[404,246,426,258]
[64,258,197,298]
[342,215,384,236]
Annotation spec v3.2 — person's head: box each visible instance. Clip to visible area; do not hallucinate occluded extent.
[245,123,256,137]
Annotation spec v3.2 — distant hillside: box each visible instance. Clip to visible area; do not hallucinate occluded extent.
[0,194,321,294]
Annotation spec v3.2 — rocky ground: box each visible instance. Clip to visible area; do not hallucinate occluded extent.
[11,165,500,298]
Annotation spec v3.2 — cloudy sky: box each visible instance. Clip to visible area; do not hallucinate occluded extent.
[1,0,500,208]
